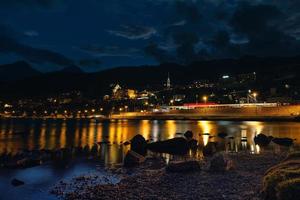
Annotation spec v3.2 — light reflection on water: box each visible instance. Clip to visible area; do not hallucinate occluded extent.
[1,119,300,164]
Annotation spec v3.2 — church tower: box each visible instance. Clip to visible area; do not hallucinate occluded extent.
[167,73,171,89]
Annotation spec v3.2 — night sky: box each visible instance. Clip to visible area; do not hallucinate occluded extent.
[0,0,300,72]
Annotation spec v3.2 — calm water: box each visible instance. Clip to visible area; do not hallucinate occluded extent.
[0,119,300,200]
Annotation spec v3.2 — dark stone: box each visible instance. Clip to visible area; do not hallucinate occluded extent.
[254,134,273,147]
[8,158,42,169]
[272,137,294,147]
[91,144,98,156]
[209,153,235,172]
[202,142,217,157]
[166,160,201,173]
[188,139,198,150]
[218,132,228,139]
[184,131,193,140]
[11,178,24,187]
[147,137,189,155]
[130,134,147,156]
[123,150,145,168]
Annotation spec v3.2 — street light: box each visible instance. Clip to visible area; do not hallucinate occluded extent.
[203,96,208,104]
[253,92,258,102]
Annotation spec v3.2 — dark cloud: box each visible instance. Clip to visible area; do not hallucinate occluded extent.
[175,1,201,23]
[79,45,140,57]
[144,42,175,63]
[0,23,73,66]
[173,32,199,63]
[0,0,66,9]
[230,4,282,36]
[108,25,157,40]
[230,2,300,57]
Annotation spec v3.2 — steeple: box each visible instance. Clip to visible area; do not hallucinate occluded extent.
[167,72,171,89]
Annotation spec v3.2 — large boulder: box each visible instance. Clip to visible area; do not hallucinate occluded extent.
[123,150,145,168]
[11,178,25,187]
[262,151,300,200]
[209,152,235,172]
[202,142,217,157]
[147,137,189,155]
[272,138,294,147]
[276,178,300,200]
[188,139,198,150]
[184,131,193,140]
[254,134,273,147]
[166,160,201,173]
[131,134,147,156]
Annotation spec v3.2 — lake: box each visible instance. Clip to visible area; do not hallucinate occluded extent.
[0,119,300,200]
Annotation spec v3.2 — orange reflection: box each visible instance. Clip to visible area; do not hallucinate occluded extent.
[198,121,213,146]
[165,120,176,139]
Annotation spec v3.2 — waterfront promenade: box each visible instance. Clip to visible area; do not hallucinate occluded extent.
[110,105,300,121]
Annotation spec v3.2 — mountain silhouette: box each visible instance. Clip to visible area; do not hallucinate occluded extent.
[0,61,42,81]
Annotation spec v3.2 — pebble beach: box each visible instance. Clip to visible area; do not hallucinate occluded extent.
[51,151,286,200]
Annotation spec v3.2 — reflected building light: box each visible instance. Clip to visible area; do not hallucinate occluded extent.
[166,120,176,139]
[255,144,261,154]
[198,121,212,146]
[241,129,247,150]
[152,120,159,141]
[203,134,210,146]
[140,120,150,139]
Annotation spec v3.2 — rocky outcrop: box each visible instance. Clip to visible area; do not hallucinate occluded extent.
[130,134,147,156]
[209,152,235,172]
[147,137,190,155]
[202,142,217,157]
[123,150,145,168]
[262,151,300,200]
[272,138,294,147]
[254,134,273,147]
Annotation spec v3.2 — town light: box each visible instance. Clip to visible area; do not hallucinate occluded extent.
[203,96,208,103]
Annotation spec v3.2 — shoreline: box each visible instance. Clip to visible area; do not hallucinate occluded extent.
[1,115,300,122]
[51,151,286,200]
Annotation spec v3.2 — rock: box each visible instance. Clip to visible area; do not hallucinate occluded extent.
[17,158,41,168]
[218,132,228,139]
[283,151,300,162]
[209,153,234,172]
[91,144,98,156]
[276,178,300,200]
[184,131,193,140]
[272,138,294,147]
[130,134,147,156]
[188,139,198,150]
[147,137,189,155]
[166,160,201,173]
[254,134,273,147]
[11,178,25,187]
[202,142,217,157]
[123,150,145,168]
[262,155,300,200]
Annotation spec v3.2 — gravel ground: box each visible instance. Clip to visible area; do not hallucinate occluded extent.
[51,152,285,200]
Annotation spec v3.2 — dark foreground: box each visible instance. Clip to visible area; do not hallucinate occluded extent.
[51,152,285,200]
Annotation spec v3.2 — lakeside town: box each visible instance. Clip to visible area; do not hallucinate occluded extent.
[1,0,300,199]
[1,71,300,120]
